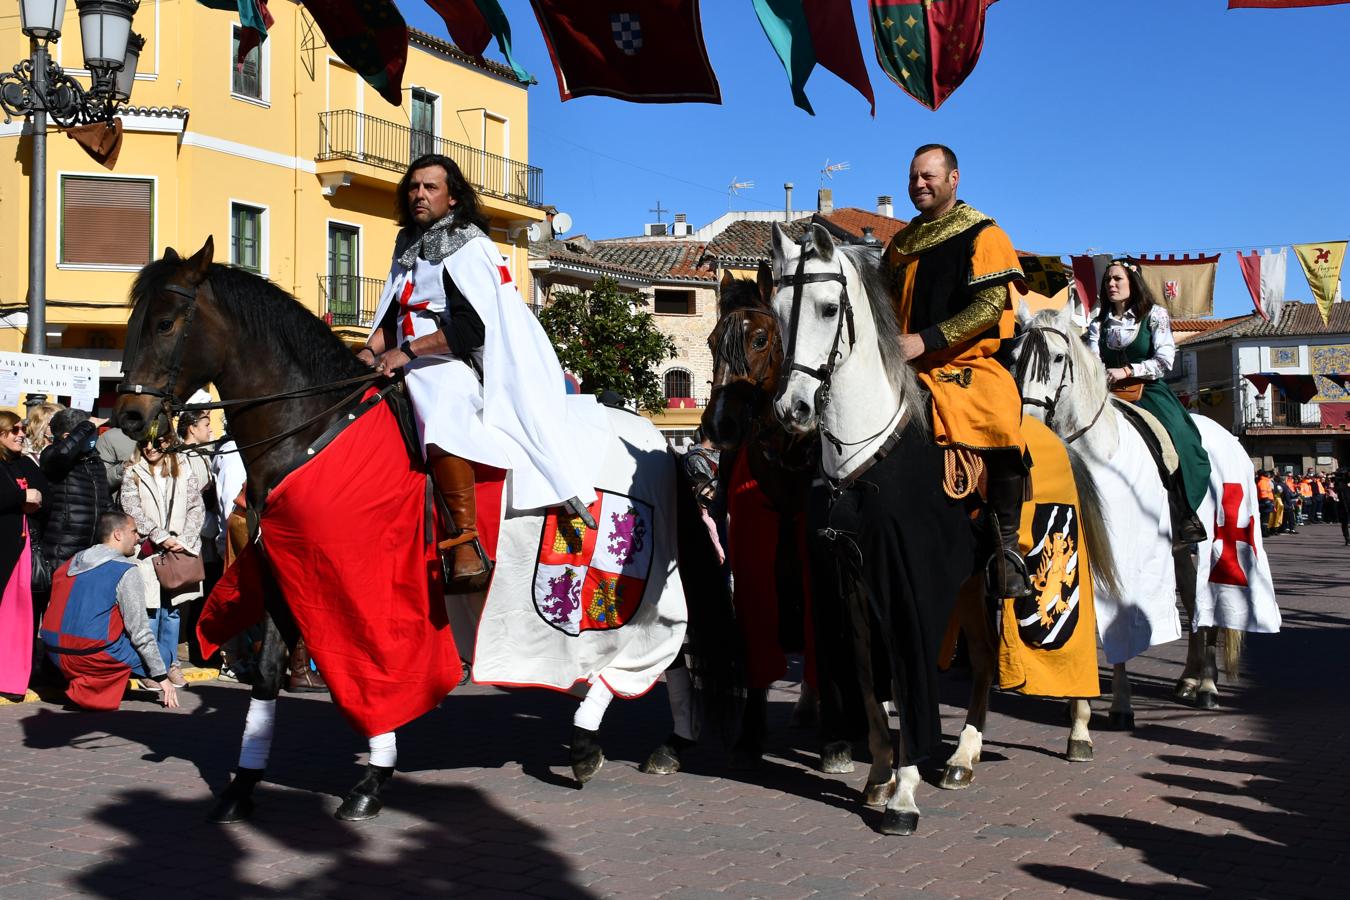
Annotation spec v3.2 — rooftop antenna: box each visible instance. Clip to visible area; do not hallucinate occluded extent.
[649,200,668,224]
[820,159,850,188]
[727,178,755,210]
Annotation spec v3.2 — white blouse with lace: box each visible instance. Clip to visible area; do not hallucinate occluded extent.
[1084,305,1176,382]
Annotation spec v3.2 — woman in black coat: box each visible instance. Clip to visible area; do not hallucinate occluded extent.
[0,409,49,700]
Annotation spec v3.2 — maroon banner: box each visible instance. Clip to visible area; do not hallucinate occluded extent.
[303,0,408,106]
[1237,251,1269,321]
[1070,255,1100,313]
[426,0,491,57]
[807,0,876,114]
[530,0,721,103]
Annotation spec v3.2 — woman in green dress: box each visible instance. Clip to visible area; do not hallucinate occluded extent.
[1086,260,1210,545]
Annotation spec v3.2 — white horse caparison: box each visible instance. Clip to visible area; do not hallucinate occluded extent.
[1013,303,1242,722]
[767,224,1098,835]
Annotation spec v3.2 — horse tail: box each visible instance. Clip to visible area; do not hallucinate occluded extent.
[1068,449,1122,602]
[1221,628,1244,681]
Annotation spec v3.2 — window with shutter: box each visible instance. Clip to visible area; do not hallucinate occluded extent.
[60,176,153,267]
[664,369,692,401]
[231,203,264,272]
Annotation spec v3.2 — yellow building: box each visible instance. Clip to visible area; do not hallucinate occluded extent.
[0,1,546,408]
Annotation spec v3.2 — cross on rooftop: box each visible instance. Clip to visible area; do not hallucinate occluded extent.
[649,200,668,223]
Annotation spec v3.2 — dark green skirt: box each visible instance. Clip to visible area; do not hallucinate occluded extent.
[1137,382,1211,513]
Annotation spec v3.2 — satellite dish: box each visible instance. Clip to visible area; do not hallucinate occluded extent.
[552,212,573,235]
[526,223,542,242]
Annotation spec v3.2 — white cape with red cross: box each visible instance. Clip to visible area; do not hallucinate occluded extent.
[1190,415,1281,633]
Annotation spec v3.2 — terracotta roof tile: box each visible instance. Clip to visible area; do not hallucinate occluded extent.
[591,240,717,282]
[821,208,908,244]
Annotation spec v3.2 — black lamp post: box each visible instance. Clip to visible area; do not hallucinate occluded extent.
[1,0,142,357]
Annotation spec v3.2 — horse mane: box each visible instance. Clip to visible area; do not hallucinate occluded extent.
[131,260,367,386]
[712,276,767,377]
[717,275,763,316]
[838,244,928,432]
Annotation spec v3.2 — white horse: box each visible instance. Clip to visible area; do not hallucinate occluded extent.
[1013,303,1279,724]
[767,224,1105,835]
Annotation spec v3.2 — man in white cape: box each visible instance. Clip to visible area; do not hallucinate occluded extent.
[362,154,596,586]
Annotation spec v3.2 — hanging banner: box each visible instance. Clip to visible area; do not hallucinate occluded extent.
[1130,254,1220,318]
[752,0,875,115]
[1237,248,1288,324]
[530,0,721,104]
[302,0,408,106]
[869,0,992,111]
[425,0,531,81]
[1293,241,1346,325]
[1069,254,1111,313]
[1019,255,1068,299]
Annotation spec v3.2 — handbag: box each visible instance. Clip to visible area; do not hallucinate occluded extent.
[146,469,203,590]
[1110,379,1144,403]
[152,548,205,590]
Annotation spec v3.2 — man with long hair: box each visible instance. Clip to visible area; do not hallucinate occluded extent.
[360,155,595,587]
[882,144,1033,599]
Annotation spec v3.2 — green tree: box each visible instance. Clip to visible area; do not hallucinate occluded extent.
[537,277,677,415]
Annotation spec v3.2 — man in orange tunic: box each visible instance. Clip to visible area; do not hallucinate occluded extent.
[882,144,1032,598]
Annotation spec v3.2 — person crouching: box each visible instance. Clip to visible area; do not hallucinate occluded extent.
[39,511,180,710]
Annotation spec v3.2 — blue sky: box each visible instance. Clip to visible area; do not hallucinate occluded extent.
[398,0,1350,318]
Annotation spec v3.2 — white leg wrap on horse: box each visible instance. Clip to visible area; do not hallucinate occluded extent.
[665,667,699,742]
[574,681,615,732]
[238,698,277,770]
[367,731,397,768]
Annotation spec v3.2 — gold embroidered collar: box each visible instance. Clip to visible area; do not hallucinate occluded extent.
[889,202,992,257]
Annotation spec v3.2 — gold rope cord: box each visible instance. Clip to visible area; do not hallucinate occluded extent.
[943,447,985,500]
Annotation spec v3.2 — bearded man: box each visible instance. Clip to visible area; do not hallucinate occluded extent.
[882,144,1032,598]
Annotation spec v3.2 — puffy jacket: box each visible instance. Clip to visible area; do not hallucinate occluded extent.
[39,421,112,565]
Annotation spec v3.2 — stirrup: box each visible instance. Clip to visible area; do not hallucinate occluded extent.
[441,535,493,594]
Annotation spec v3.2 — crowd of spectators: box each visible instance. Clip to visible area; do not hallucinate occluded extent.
[1255,467,1348,543]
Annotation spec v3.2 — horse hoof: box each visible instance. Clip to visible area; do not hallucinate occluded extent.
[1195,690,1219,710]
[1107,710,1135,731]
[1066,739,1094,763]
[334,793,383,821]
[1173,680,1198,704]
[879,808,919,836]
[939,765,974,790]
[863,776,897,807]
[571,749,604,784]
[208,794,254,824]
[820,740,855,775]
[640,744,682,776]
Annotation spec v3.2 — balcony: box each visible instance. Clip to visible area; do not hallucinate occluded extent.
[318,274,385,332]
[317,110,543,210]
[1241,392,1338,436]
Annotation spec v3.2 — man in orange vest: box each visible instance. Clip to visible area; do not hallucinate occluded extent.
[1298,475,1314,525]
[1309,472,1326,522]
[1255,470,1275,537]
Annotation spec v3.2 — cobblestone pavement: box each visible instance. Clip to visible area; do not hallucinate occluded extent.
[1,524,1345,899]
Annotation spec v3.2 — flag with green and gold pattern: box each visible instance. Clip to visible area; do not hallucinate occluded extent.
[869,0,993,110]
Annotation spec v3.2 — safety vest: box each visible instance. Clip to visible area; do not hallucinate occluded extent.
[1300,480,1313,498]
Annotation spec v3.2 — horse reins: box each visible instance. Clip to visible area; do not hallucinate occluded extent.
[117,276,379,457]
[1018,324,1106,444]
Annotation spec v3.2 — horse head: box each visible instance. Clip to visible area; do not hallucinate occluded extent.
[767,223,862,434]
[1012,302,1104,437]
[702,265,781,449]
[115,237,225,442]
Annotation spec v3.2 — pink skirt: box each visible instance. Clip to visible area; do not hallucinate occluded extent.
[0,535,33,694]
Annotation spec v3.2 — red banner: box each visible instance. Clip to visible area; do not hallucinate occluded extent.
[530,0,721,103]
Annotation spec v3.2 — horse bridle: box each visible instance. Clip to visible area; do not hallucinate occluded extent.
[774,241,855,417]
[115,274,378,454]
[1017,324,1105,444]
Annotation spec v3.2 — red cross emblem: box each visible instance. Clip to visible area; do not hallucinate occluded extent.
[398,280,430,338]
[498,264,513,286]
[1210,482,1257,587]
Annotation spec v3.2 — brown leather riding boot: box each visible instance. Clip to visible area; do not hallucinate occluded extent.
[431,454,490,586]
[287,640,328,693]
[985,468,1034,600]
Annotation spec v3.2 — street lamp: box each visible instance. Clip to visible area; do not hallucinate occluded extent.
[1,0,142,357]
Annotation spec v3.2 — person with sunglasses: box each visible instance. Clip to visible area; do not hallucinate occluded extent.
[0,412,48,701]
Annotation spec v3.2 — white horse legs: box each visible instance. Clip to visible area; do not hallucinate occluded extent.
[574,679,615,731]
[1066,699,1093,761]
[881,765,923,836]
[367,731,397,768]
[942,724,984,791]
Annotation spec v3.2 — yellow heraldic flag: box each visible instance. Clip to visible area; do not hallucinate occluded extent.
[997,417,1100,698]
[1293,241,1347,325]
